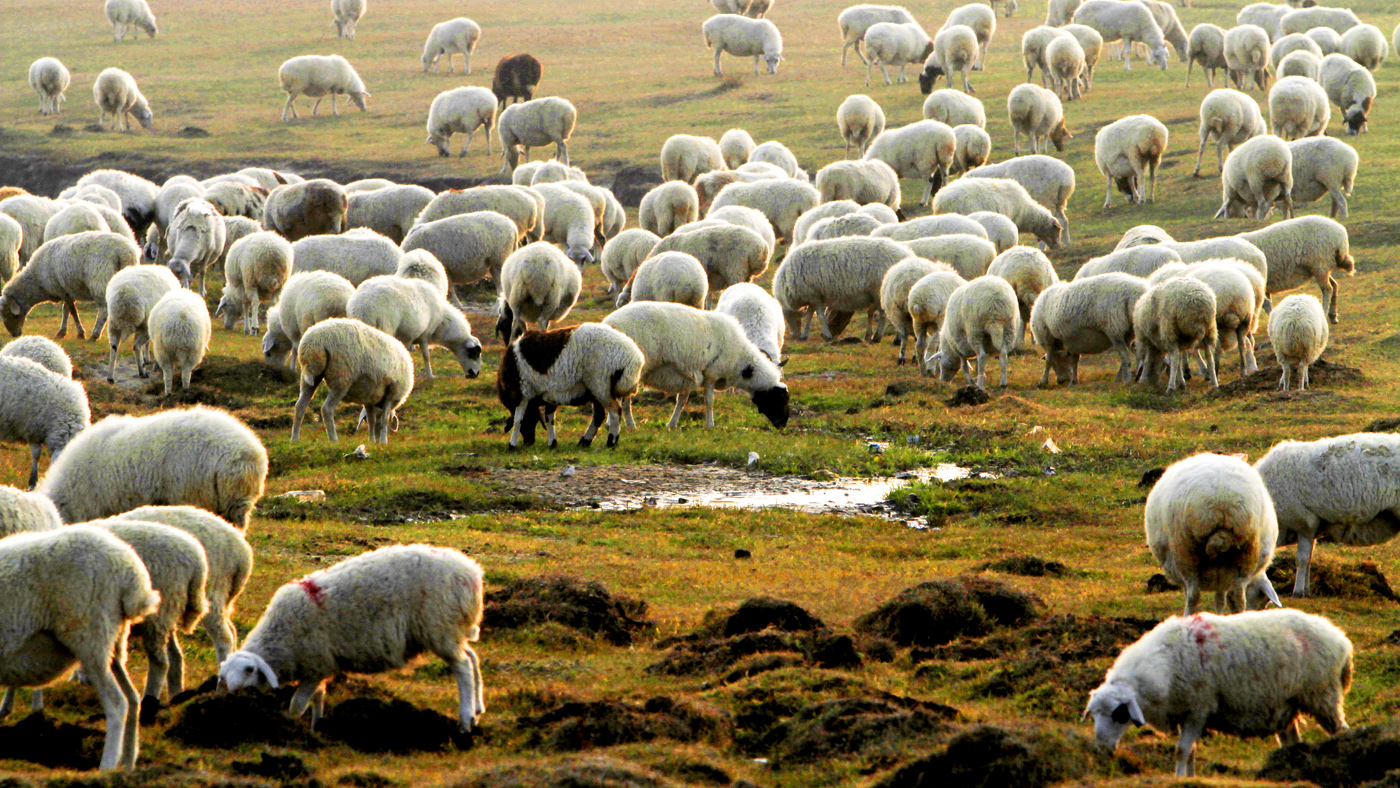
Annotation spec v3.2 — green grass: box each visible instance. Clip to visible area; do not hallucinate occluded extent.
[4,0,1400,785]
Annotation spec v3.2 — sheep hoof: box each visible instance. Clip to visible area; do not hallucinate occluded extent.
[578,436,593,448]
[547,439,558,449]
[606,434,619,448]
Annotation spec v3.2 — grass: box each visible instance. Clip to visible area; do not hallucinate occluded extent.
[4,0,1400,785]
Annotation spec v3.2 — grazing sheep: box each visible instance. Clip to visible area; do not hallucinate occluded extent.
[950,124,993,176]
[748,141,802,178]
[165,199,228,294]
[1225,24,1272,91]
[535,183,603,266]
[1031,273,1147,384]
[146,179,204,261]
[1307,27,1343,56]
[417,186,541,245]
[0,214,20,284]
[43,202,111,245]
[1,336,71,378]
[647,223,769,297]
[93,68,153,132]
[838,5,918,66]
[105,265,179,383]
[964,156,1075,244]
[807,213,882,241]
[712,0,773,16]
[1006,84,1070,157]
[422,18,481,74]
[1341,24,1387,70]
[0,483,61,536]
[264,179,349,243]
[1022,25,1062,86]
[220,545,485,732]
[496,242,582,342]
[639,182,700,237]
[0,356,88,490]
[882,258,948,364]
[28,58,70,116]
[291,319,412,444]
[1094,114,1168,208]
[204,182,267,224]
[217,232,293,336]
[661,135,726,185]
[148,290,211,396]
[492,53,543,110]
[1267,76,1328,141]
[922,89,986,128]
[704,14,785,77]
[331,0,365,38]
[943,3,997,68]
[1072,0,1170,70]
[395,249,449,297]
[872,213,988,242]
[105,0,157,40]
[1268,294,1328,390]
[708,178,820,241]
[617,252,707,310]
[1237,2,1290,39]
[719,128,758,168]
[1063,24,1104,90]
[1278,48,1321,79]
[907,269,968,375]
[497,97,576,174]
[346,185,434,245]
[815,159,902,212]
[278,56,369,121]
[1085,609,1350,777]
[601,229,662,295]
[346,276,481,380]
[75,170,160,237]
[929,275,1021,388]
[401,211,518,294]
[2,196,65,268]
[1270,33,1322,69]
[864,21,934,85]
[1318,53,1375,134]
[1133,276,1218,390]
[904,233,998,279]
[932,177,1064,249]
[1286,136,1356,218]
[604,302,789,430]
[261,271,354,370]
[1280,6,1360,37]
[1139,0,1189,62]
[1046,0,1083,26]
[987,245,1060,334]
[1075,245,1181,280]
[1194,88,1266,177]
[1217,134,1292,220]
[715,282,785,363]
[1186,24,1228,87]
[1,231,140,341]
[923,24,980,94]
[864,120,957,206]
[425,87,497,159]
[1188,261,1261,378]
[772,236,913,341]
[289,229,398,288]
[1046,33,1087,100]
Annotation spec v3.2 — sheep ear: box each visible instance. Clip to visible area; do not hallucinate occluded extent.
[741,364,754,379]
[1110,703,1133,724]
[1124,697,1146,726]
[250,653,279,688]
[1213,204,1227,220]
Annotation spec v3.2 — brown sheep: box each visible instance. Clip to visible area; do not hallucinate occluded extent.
[492,53,542,111]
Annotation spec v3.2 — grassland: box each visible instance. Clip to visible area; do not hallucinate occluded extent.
[4,0,1400,785]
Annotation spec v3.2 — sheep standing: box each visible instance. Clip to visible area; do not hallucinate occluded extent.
[1268,76,1329,141]
[347,275,482,379]
[601,229,662,295]
[261,271,355,370]
[422,18,481,74]
[1133,276,1218,390]
[1278,49,1321,80]
[838,5,918,66]
[492,53,542,110]
[863,120,957,206]
[425,87,497,159]
[943,3,997,68]
[964,156,1075,244]
[815,159,901,212]
[906,270,967,375]
[772,236,913,341]
[1189,261,1262,377]
[331,0,365,37]
[1022,26,1061,86]
[1224,24,1271,91]
[278,56,369,121]
[1236,2,1290,39]
[264,179,349,243]
[715,282,784,363]
[498,324,643,448]
[0,356,89,490]
[496,242,582,342]
[148,290,211,396]
[704,14,785,77]
[926,24,980,94]
[1193,89,1265,177]
[646,224,768,297]
[929,275,1021,388]
[28,58,70,115]
[1341,24,1387,70]
[1318,53,1376,134]
[881,258,946,364]
[1,231,141,341]
[291,319,413,444]
[1006,84,1070,157]
[1280,6,1360,37]
[1085,609,1351,777]
[1046,0,1082,26]
[1030,273,1147,384]
[1287,137,1356,218]
[1071,0,1169,70]
[221,545,485,732]
[105,265,179,383]
[401,212,518,293]
[708,178,820,241]
[932,178,1064,249]
[1186,24,1227,87]
[719,128,757,168]
[640,182,700,237]
[497,97,577,173]
[218,232,293,336]
[1216,134,1292,220]
[1064,24,1103,89]
[417,186,541,244]
[1046,33,1087,101]
[661,135,726,184]
[1268,294,1328,390]
[902,233,997,278]
[863,21,933,85]
[1094,114,1169,208]
[346,185,434,245]
[950,124,993,175]
[922,89,986,130]
[93,68,153,132]
[105,0,157,40]
[166,199,229,294]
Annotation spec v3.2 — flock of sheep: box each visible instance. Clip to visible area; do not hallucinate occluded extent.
[0,0,1397,780]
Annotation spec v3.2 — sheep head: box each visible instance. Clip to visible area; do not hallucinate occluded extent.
[1083,682,1146,747]
[749,382,789,428]
[219,651,279,691]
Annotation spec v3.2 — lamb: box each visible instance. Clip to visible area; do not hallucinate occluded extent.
[1046,33,1087,101]
[28,58,70,115]
[1046,0,1083,26]
[93,68,153,132]
[661,135,726,185]
[772,236,913,341]
[0,356,89,490]
[105,0,157,40]
[1094,114,1169,208]
[838,5,918,66]
[903,233,998,278]
[220,544,485,732]
[932,178,1064,249]
[263,179,349,243]
[601,230,662,295]
[1318,53,1375,134]
[292,228,399,286]
[1132,276,1218,390]
[964,156,1075,244]
[104,265,179,384]
[1006,84,1070,157]
[401,212,518,292]
[881,258,948,364]
[1268,76,1329,140]
[815,159,901,212]
[346,276,482,380]
[703,14,785,77]
[924,24,980,93]
[863,120,957,206]
[1278,49,1321,79]
[331,0,365,38]
[0,527,158,770]
[715,282,785,363]
[1,336,72,378]
[492,53,543,111]
[1286,137,1356,218]
[43,202,112,244]
[1224,24,1271,91]
[422,18,481,74]
[0,231,140,341]
[498,322,643,448]
[425,87,497,159]
[1216,134,1292,220]
[1268,293,1328,390]
[417,186,541,245]
[928,275,1021,388]
[147,290,211,396]
[922,89,986,128]
[951,125,993,175]
[1341,24,1387,70]
[1063,24,1104,89]
[942,3,997,68]
[646,224,769,296]
[1071,0,1170,70]
[496,242,582,342]
[1085,609,1351,777]
[1074,245,1182,279]
[278,56,369,121]
[872,213,988,242]
[261,271,355,369]
[1194,88,1266,177]
[1186,24,1228,87]
[907,269,968,375]
[603,302,789,430]
[640,182,700,237]
[708,178,821,241]
[1030,273,1148,384]
[1280,6,1360,37]
[496,97,576,174]
[289,319,412,444]
[216,232,293,336]
[719,128,757,169]
[1237,2,1291,40]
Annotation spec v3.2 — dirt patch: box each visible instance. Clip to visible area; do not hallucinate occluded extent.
[976,555,1071,577]
[913,614,1155,663]
[483,576,654,646]
[1365,417,1400,432]
[720,597,827,635]
[605,164,664,207]
[318,696,473,753]
[166,688,324,749]
[336,772,402,788]
[452,757,677,788]
[876,724,1118,788]
[1263,555,1399,602]
[647,759,730,786]
[757,696,957,767]
[0,712,103,769]
[855,577,1045,647]
[1257,724,1400,788]
[648,598,859,678]
[1209,358,1365,398]
[176,126,211,138]
[946,386,991,407]
[230,752,314,781]
[517,696,728,753]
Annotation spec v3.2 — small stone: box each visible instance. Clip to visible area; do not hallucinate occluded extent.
[560,465,576,477]
[734,548,752,559]
[277,490,325,503]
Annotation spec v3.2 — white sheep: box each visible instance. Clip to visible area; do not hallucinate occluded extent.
[401,211,518,292]
[712,0,774,17]
[924,24,980,93]
[534,182,601,266]
[647,223,769,297]
[1,336,72,378]
[217,232,293,336]
[943,3,997,67]
[1340,24,1388,70]
[496,242,582,342]
[1194,89,1265,178]
[1094,114,1169,208]
[815,159,901,212]
[425,87,497,159]
[907,269,968,375]
[932,177,1064,249]
[1186,24,1228,87]
[719,128,757,168]
[1006,84,1070,157]
[922,89,986,128]
[105,0,157,40]
[1064,24,1104,89]
[28,58,70,116]
[708,178,820,241]
[1188,261,1261,378]
[601,229,662,295]
[417,186,541,244]
[44,202,112,245]
[1318,53,1375,134]
[806,213,882,241]
[881,258,948,364]
[74,170,160,237]
[1216,134,1292,220]
[703,14,784,76]
[603,301,789,430]
[345,185,434,246]
[987,245,1060,330]
[261,271,354,370]
[863,120,957,206]
[1072,0,1169,69]
[964,211,1018,253]
[1085,609,1350,777]
[928,275,1021,388]
[1278,48,1321,79]
[715,282,785,363]
[964,156,1075,244]
[1310,26,1344,54]
[1237,2,1290,39]
[1224,24,1272,92]
[220,544,485,732]
[1270,33,1322,70]
[1268,293,1328,390]
[1133,276,1218,390]
[748,141,802,178]
[661,135,726,184]
[0,213,19,284]
[104,264,179,384]
[1287,136,1356,218]
[1046,33,1087,100]
[1030,273,1147,384]
[0,196,65,268]
[1266,77,1328,144]
[0,356,88,490]
[93,68,153,132]
[278,55,369,121]
[872,213,988,242]
[148,289,211,396]
[863,21,934,85]
[264,179,349,245]
[902,233,997,279]
[1280,6,1359,37]
[331,0,365,38]
[395,249,449,297]
[1074,245,1182,279]
[839,5,918,66]
[640,182,700,237]
[290,319,413,444]
[772,236,913,341]
[1021,25,1062,86]
[951,124,993,176]
[497,97,576,173]
[1046,0,1082,27]
[422,18,481,74]
[1,230,140,341]
[616,251,708,310]
[291,229,398,288]
[0,483,61,536]
[164,199,227,295]
[1139,0,1189,62]
[346,276,482,379]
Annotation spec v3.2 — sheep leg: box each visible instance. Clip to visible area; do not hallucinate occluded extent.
[998,345,1009,388]
[622,398,637,430]
[714,48,724,77]
[1102,174,1114,210]
[1191,131,1210,177]
[1182,578,1201,615]
[1239,327,1256,374]
[1292,533,1318,596]
[868,307,885,342]
[1298,362,1310,391]
[204,608,235,664]
[165,634,185,697]
[1175,722,1202,776]
[161,361,174,397]
[703,382,716,429]
[290,378,319,441]
[1111,339,1134,383]
[311,98,322,116]
[1224,583,1246,614]
[452,656,480,733]
[974,347,987,388]
[509,402,530,448]
[180,361,193,391]
[1279,363,1291,391]
[753,55,760,76]
[880,63,893,87]
[87,658,130,771]
[579,401,605,447]
[1184,59,1193,88]
[90,305,108,342]
[419,341,435,379]
[963,68,973,94]
[667,389,691,429]
[606,404,623,447]
[289,681,323,723]
[282,94,297,121]
[865,58,873,87]
[27,444,41,491]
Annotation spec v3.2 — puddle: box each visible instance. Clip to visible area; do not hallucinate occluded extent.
[636,464,975,515]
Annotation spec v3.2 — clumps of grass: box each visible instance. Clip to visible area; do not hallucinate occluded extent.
[855,577,1045,648]
[167,687,324,750]
[0,712,104,769]
[483,576,655,646]
[1258,724,1400,788]
[756,696,958,768]
[647,597,860,679]
[452,756,676,788]
[872,725,1121,788]
[516,696,730,753]
[1263,555,1399,602]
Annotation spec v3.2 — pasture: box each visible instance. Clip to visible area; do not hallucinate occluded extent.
[3,0,1400,785]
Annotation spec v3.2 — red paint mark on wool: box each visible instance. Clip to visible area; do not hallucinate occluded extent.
[1186,615,1218,667]
[299,577,326,608]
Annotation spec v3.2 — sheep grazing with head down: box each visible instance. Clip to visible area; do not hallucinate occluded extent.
[704,15,785,77]
[1007,84,1070,156]
[0,356,89,490]
[278,56,369,121]
[166,198,228,294]
[105,265,180,383]
[331,0,365,38]
[964,156,1075,244]
[864,120,957,206]
[1,230,142,342]
[863,21,933,85]
[105,0,157,40]
[1133,276,1218,391]
[264,179,349,243]
[496,242,582,343]
[1216,135,1292,220]
[2,336,72,378]
[1186,24,1228,87]
[1095,114,1169,209]
[426,87,497,159]
[1072,0,1170,70]
[1193,89,1265,178]
[1268,76,1329,141]
[347,275,482,380]
[1224,24,1271,92]
[28,58,70,116]
[261,271,355,371]
[933,178,1064,249]
[773,236,912,342]
[422,18,481,74]
[292,319,413,444]
[1318,53,1376,135]
[93,68,153,132]
[1287,137,1356,218]
[492,54,543,111]
[929,275,1021,389]
[719,128,757,168]
[1030,273,1148,385]
[1268,294,1328,391]
[839,5,919,67]
[497,97,577,174]
[661,135,726,185]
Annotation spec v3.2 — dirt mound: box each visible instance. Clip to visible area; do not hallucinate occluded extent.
[517,696,728,753]
[648,759,730,786]
[230,752,314,781]
[855,577,1045,647]
[1210,358,1364,398]
[977,555,1070,577]
[946,386,990,407]
[914,614,1155,663]
[722,597,827,635]
[1258,724,1400,788]
[452,756,677,788]
[607,164,665,208]
[166,689,324,749]
[318,696,473,753]
[336,772,401,788]
[647,630,860,678]
[1264,555,1398,602]
[0,712,103,769]
[195,357,297,397]
[37,764,278,788]
[756,696,957,766]
[143,380,252,410]
[484,576,654,646]
[874,725,1115,788]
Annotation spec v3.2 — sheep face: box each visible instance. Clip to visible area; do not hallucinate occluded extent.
[1049,120,1073,152]
[749,382,789,428]
[1344,103,1369,135]
[262,327,292,369]
[931,350,963,383]
[0,295,27,337]
[426,133,452,157]
[454,339,483,379]
[1045,349,1076,384]
[1039,220,1065,249]
[220,651,280,691]
[764,52,783,74]
[134,105,154,130]
[1084,682,1146,747]
[346,91,369,112]
[918,63,946,94]
[1149,45,1170,70]
[139,19,157,37]
[168,258,194,289]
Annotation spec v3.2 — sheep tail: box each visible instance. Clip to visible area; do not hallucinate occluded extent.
[123,584,161,623]
[181,572,210,633]
[1203,522,1252,561]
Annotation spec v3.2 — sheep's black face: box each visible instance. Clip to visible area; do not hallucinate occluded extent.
[751,385,790,429]
[1345,109,1367,135]
[918,65,944,95]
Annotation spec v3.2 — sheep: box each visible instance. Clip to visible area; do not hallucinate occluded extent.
[1268,76,1329,142]
[873,214,989,243]
[1187,261,1261,378]
[815,159,901,213]
[922,89,986,128]
[1046,33,1087,101]
[1,195,66,267]
[401,211,518,293]
[492,53,543,111]
[601,230,662,295]
[261,271,354,370]
[533,183,602,266]
[863,21,934,85]
[704,14,785,77]
[1224,25,1272,91]
[425,88,497,161]
[289,318,412,444]
[496,242,581,342]
[147,290,211,396]
[1046,0,1082,26]
[1193,89,1265,178]
[864,120,957,206]
[0,483,62,536]
[964,156,1075,244]
[1133,276,1218,390]
[498,323,644,449]
[928,275,1021,388]
[1266,293,1328,390]
[1095,114,1169,209]
[747,141,801,178]
[806,213,883,241]
[708,178,821,242]
[949,124,993,177]
[346,276,482,380]
[985,246,1059,336]
[277,56,368,121]
[647,224,769,297]
[220,544,485,732]
[1307,27,1343,56]
[0,231,140,341]
[417,186,541,244]
[1006,84,1070,157]
[496,97,576,174]
[1278,48,1321,79]
[292,228,399,287]
[933,177,1064,249]
[146,179,205,260]
[1,336,72,378]
[906,269,968,375]
[772,236,913,341]
[639,182,700,238]
[1344,23,1394,69]
[263,179,349,243]
[0,527,157,770]
[1138,0,1189,62]
[331,0,365,38]
[1186,24,1228,87]
[719,128,757,169]
[715,282,785,364]
[1072,0,1170,70]
[0,355,88,491]
[1318,53,1375,134]
[1022,26,1062,86]
[28,58,69,115]
[204,182,267,224]
[1280,6,1360,37]
[1284,136,1356,219]
[712,0,774,16]
[345,186,434,246]
[1270,33,1322,69]
[104,265,179,384]
[1064,24,1105,89]
[1216,134,1292,220]
[74,170,160,237]
[422,18,481,74]
[93,68,153,132]
[1085,609,1351,777]
[1030,273,1148,384]
[603,302,789,430]
[0,213,23,283]
[881,258,948,364]
[838,5,918,66]
[162,199,226,296]
[660,135,725,185]
[923,24,980,94]
[216,232,293,336]
[943,3,997,68]
[105,0,157,40]
[616,250,707,309]
[44,202,112,244]
[1075,245,1182,280]
[902,234,997,281]
[1237,2,1291,40]
[394,249,449,298]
